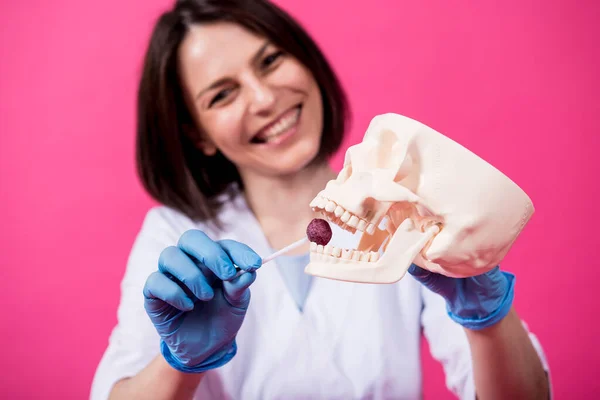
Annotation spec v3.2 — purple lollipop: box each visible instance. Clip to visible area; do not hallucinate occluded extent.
[256,218,333,267]
[306,218,332,246]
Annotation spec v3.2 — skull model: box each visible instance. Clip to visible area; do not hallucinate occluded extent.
[305,113,534,284]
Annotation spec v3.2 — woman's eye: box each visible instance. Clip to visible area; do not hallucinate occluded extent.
[209,88,232,107]
[262,51,284,68]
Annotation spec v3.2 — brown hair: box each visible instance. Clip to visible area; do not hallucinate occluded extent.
[136,0,350,228]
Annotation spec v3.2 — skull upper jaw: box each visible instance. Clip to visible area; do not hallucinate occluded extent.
[311,179,391,236]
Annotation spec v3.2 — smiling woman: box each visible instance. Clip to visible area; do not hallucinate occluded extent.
[90,0,552,399]
[135,0,349,225]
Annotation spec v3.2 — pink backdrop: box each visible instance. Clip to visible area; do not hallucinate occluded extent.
[1,0,598,398]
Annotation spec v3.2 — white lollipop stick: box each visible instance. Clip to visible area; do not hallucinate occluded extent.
[261,237,308,264]
[233,237,308,278]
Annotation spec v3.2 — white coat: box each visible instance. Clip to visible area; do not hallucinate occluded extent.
[90,192,551,399]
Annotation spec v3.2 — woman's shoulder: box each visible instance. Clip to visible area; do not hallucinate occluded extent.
[140,205,199,233]
[138,190,250,240]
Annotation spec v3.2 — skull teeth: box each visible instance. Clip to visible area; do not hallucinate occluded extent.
[310,196,375,235]
[340,211,351,223]
[310,242,380,262]
[325,201,336,212]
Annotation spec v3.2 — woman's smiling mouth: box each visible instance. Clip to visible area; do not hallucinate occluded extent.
[251,105,302,144]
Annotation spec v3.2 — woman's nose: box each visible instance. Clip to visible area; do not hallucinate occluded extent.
[246,78,276,115]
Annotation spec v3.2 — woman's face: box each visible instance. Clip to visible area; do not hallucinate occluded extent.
[178,22,324,178]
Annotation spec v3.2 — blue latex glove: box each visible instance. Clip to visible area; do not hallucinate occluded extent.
[143,230,262,373]
[408,263,515,330]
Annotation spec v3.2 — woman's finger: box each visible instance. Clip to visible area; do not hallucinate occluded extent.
[218,239,262,273]
[178,230,237,280]
[222,270,257,309]
[143,271,195,313]
[158,245,214,301]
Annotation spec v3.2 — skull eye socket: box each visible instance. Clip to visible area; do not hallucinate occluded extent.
[393,152,413,183]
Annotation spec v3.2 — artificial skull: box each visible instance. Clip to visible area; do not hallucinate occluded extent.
[305,113,534,283]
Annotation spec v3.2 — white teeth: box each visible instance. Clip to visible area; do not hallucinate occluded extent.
[325,201,336,212]
[341,211,351,223]
[366,223,375,235]
[260,108,300,140]
[311,197,371,233]
[378,217,388,230]
[309,244,380,263]
[309,196,385,262]
[357,219,367,232]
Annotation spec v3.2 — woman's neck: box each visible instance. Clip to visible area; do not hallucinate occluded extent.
[240,161,337,252]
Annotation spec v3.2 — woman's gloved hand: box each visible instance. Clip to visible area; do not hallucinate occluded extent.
[408,264,515,330]
[142,230,262,373]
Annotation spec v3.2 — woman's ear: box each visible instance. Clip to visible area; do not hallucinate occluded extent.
[198,140,217,156]
[183,123,217,156]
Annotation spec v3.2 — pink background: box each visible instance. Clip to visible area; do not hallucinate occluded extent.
[1,0,599,398]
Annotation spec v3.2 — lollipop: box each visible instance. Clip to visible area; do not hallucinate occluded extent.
[306,218,332,246]
[258,218,332,265]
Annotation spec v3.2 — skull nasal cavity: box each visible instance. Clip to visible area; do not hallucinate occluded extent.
[364,197,377,210]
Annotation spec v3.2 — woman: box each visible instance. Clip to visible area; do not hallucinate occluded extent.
[91,0,552,398]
